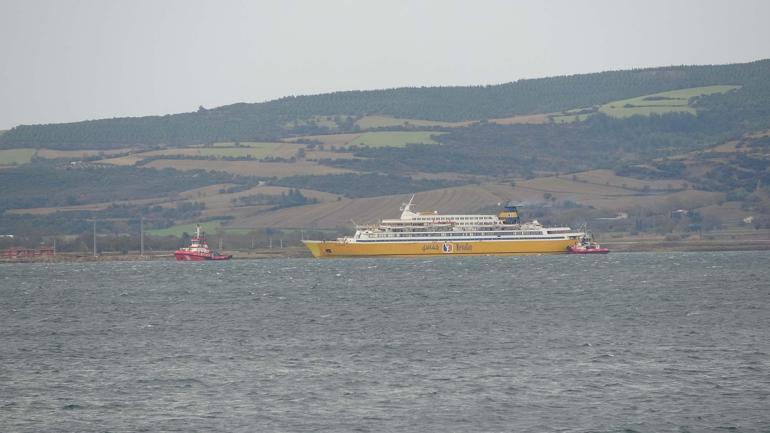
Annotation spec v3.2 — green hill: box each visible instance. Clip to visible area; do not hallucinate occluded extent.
[2,59,770,244]
[2,59,769,149]
[598,85,740,118]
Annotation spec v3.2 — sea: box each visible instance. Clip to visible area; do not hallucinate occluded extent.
[1,251,768,433]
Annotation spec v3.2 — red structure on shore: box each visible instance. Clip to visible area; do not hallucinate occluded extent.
[3,247,55,259]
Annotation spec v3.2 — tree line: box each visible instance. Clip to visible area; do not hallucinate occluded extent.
[2,59,768,149]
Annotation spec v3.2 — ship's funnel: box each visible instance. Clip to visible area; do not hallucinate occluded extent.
[499,201,520,224]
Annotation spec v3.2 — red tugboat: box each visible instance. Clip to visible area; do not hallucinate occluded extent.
[175,225,232,261]
[568,232,610,254]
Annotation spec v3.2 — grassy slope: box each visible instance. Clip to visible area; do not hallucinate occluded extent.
[292,84,742,132]
[3,59,766,149]
[220,130,766,229]
[147,221,223,237]
[36,148,134,159]
[97,143,304,166]
[2,62,767,237]
[223,171,724,230]
[347,131,442,148]
[289,131,443,148]
[9,132,758,233]
[0,148,36,166]
[599,85,740,118]
[355,115,464,129]
[143,159,353,177]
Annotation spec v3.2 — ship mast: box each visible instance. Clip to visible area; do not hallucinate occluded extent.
[400,194,417,219]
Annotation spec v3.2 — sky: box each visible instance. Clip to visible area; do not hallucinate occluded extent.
[1,0,770,130]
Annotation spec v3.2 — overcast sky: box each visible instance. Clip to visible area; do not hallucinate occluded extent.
[1,0,769,130]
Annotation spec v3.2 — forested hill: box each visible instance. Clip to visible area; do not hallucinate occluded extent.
[2,59,769,149]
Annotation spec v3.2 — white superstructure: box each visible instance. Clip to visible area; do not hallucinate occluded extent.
[343,196,583,244]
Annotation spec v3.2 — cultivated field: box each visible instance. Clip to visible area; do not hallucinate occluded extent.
[355,115,471,129]
[181,184,340,213]
[36,148,135,159]
[223,171,727,229]
[291,131,442,148]
[5,183,240,216]
[565,169,689,190]
[489,113,552,125]
[355,114,566,128]
[144,159,354,177]
[347,131,442,147]
[99,155,145,166]
[98,142,305,165]
[599,85,740,118]
[0,148,36,166]
[304,149,359,160]
[202,142,304,158]
[289,133,361,147]
[227,186,513,229]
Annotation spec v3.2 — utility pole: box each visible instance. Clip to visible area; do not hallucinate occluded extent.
[92,219,97,257]
[140,216,144,257]
[53,238,56,255]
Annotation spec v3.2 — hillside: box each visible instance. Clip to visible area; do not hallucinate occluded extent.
[1,59,769,250]
[1,59,769,149]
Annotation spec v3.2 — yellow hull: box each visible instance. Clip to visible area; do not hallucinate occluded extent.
[303,239,578,258]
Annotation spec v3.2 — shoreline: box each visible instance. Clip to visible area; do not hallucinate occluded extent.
[2,239,770,263]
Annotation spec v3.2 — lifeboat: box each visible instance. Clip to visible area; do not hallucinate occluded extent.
[175,225,232,261]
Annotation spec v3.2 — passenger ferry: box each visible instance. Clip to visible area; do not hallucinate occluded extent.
[303,196,585,257]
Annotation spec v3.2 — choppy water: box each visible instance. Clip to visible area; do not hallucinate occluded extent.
[1,252,768,432]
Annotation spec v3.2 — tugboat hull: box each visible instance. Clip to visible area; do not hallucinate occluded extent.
[174,252,232,261]
[567,245,610,254]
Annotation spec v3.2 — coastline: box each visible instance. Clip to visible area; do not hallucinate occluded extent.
[2,237,770,263]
